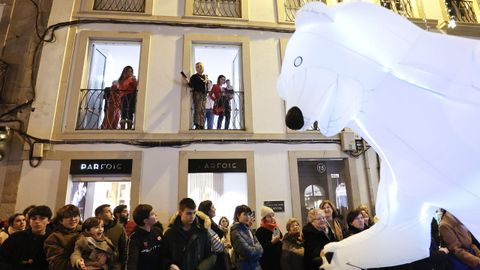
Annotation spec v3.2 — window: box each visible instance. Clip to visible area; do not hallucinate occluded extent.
[181,34,253,132]
[76,41,141,130]
[191,44,244,130]
[81,0,153,14]
[68,179,131,220]
[179,151,256,223]
[188,172,248,223]
[185,0,248,20]
[61,31,150,136]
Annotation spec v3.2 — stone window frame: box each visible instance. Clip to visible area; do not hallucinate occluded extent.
[181,33,253,133]
[57,31,150,138]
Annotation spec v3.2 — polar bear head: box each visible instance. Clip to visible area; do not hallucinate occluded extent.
[278,2,419,136]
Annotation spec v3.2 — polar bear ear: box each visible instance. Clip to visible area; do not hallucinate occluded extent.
[295,2,335,29]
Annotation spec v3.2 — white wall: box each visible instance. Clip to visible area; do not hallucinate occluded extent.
[16,160,62,212]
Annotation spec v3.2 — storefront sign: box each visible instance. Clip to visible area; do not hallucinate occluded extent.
[188,159,247,173]
[264,201,285,212]
[70,159,132,175]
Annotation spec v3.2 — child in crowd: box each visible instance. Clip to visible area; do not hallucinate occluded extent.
[71,217,116,270]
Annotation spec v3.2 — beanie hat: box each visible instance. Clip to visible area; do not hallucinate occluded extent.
[261,206,274,220]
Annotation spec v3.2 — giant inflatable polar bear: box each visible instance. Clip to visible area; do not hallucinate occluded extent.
[278,1,480,269]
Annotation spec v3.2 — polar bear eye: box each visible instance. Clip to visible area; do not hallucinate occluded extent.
[294,56,303,67]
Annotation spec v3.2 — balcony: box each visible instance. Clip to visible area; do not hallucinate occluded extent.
[380,0,414,18]
[281,0,326,23]
[76,88,137,130]
[446,0,477,23]
[192,0,242,18]
[92,0,145,13]
[190,90,245,130]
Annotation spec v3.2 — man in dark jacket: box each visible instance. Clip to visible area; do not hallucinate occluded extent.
[0,205,52,270]
[125,204,163,270]
[162,198,215,270]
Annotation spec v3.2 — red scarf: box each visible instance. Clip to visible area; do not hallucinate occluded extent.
[260,220,278,232]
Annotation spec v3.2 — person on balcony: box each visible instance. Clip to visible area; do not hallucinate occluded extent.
[101,80,121,129]
[118,66,138,130]
[210,75,226,127]
[185,62,208,130]
[217,79,234,130]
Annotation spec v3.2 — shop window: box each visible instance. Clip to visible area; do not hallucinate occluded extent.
[188,172,248,223]
[68,179,131,220]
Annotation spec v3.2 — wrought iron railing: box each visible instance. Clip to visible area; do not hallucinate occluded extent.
[76,88,137,130]
[380,0,414,17]
[190,90,245,130]
[93,0,145,13]
[192,0,241,18]
[446,0,477,23]
[284,0,326,22]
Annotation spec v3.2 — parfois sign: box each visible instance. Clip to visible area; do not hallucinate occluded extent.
[70,159,132,175]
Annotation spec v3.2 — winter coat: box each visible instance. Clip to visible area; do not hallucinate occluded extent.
[197,211,229,270]
[162,214,215,270]
[125,226,163,270]
[255,226,282,270]
[70,233,116,270]
[439,212,480,268]
[44,224,80,270]
[103,220,126,270]
[328,218,348,241]
[0,228,50,270]
[302,223,336,270]
[281,232,304,270]
[230,222,263,270]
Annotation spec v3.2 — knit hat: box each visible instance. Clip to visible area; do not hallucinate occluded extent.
[261,206,274,220]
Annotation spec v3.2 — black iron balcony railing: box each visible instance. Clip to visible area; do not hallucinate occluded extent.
[93,0,145,13]
[190,90,245,130]
[77,88,137,130]
[192,0,241,18]
[380,0,414,17]
[446,0,477,23]
[284,0,326,22]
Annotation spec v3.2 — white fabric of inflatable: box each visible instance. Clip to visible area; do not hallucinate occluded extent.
[278,2,480,269]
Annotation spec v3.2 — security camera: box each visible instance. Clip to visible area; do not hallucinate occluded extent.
[0,126,11,141]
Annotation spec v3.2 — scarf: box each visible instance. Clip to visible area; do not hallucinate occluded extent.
[260,220,278,232]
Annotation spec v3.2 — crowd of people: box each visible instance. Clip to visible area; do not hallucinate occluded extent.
[183,62,235,130]
[0,198,479,270]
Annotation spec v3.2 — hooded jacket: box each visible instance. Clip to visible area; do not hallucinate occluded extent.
[162,213,215,270]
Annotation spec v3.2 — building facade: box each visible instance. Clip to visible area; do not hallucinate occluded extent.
[2,0,479,228]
